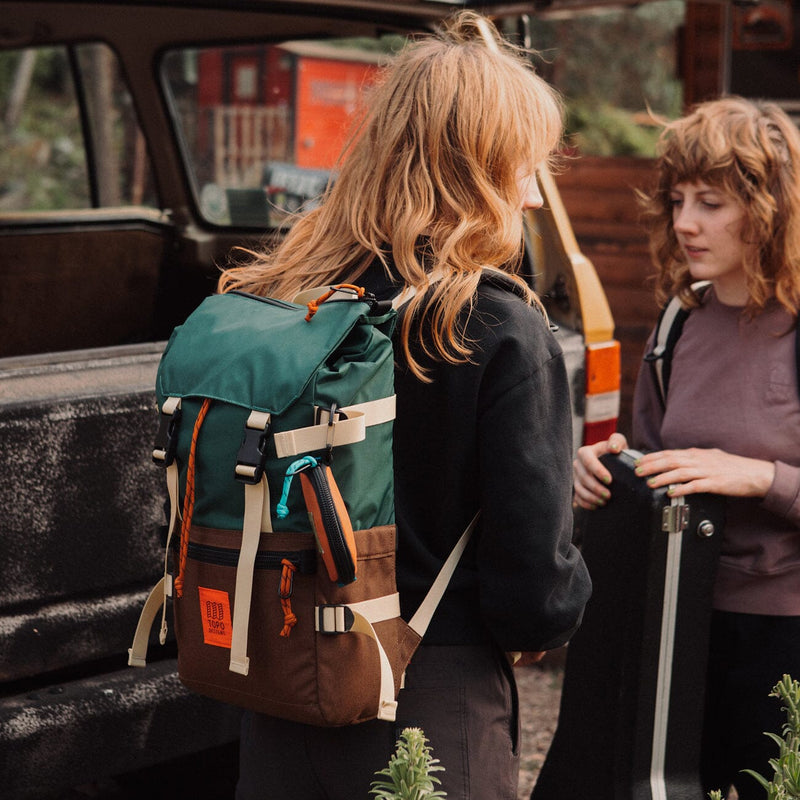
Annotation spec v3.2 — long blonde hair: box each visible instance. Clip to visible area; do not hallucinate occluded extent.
[639,96,800,316]
[218,11,563,378]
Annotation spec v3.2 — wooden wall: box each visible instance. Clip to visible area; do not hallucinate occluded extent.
[554,155,659,438]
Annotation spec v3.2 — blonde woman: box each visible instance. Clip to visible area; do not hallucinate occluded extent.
[573,96,800,800]
[222,11,591,800]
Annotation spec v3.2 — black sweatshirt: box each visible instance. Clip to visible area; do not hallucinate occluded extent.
[359,263,591,650]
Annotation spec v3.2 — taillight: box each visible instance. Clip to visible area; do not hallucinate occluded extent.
[583,340,620,445]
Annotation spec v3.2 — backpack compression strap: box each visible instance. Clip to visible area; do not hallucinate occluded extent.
[272,396,396,459]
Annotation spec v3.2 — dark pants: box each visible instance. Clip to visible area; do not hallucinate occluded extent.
[236,644,520,800]
[701,610,800,800]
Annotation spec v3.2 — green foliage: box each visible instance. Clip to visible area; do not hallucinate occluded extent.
[370,727,446,800]
[566,102,662,158]
[710,675,800,800]
[741,675,800,799]
[0,47,90,210]
[531,0,684,157]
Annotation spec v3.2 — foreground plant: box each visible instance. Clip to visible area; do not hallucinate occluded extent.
[370,727,446,800]
[740,674,800,800]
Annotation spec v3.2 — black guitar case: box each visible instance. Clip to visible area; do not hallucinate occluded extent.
[532,450,726,800]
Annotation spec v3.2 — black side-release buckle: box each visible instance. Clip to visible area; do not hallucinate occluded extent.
[152,402,182,467]
[315,605,355,635]
[235,413,272,484]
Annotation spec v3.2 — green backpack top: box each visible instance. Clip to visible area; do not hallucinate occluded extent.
[155,288,397,533]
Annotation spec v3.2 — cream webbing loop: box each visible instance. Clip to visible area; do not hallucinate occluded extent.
[128,397,182,666]
[317,397,396,427]
[129,469,179,667]
[159,461,180,643]
[408,512,480,637]
[128,576,168,667]
[229,475,270,676]
[274,412,365,459]
[349,611,398,721]
[273,396,395,459]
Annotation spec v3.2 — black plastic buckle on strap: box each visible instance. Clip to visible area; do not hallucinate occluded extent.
[235,416,272,484]
[152,404,182,467]
[315,604,355,635]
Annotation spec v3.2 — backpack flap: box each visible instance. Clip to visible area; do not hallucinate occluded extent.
[155,291,397,534]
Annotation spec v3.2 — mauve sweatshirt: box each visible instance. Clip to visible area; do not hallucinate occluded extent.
[633,287,800,616]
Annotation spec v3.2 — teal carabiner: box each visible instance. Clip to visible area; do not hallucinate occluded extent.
[276,455,318,518]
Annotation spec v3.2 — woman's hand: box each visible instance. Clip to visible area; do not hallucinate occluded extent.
[572,432,629,509]
[633,448,775,499]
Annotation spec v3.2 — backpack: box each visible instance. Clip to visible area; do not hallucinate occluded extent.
[128,284,476,727]
[644,281,800,407]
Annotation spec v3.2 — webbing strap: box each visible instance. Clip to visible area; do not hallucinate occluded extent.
[347,592,400,623]
[408,512,479,637]
[128,576,167,667]
[350,611,398,721]
[128,397,182,667]
[159,461,180,642]
[648,296,686,405]
[316,397,396,428]
[314,593,401,634]
[391,268,446,310]
[229,475,270,676]
[273,396,395,459]
[647,281,710,406]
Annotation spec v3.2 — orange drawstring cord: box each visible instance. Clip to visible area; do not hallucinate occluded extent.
[279,558,298,637]
[305,284,365,321]
[174,398,211,598]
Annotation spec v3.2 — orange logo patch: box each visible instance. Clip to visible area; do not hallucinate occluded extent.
[198,587,232,649]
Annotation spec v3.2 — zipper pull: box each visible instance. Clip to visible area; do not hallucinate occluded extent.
[276,455,318,518]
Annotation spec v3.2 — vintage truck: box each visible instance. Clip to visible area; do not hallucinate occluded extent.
[0,1,619,795]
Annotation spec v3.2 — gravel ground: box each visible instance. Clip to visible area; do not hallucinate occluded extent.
[515,663,563,800]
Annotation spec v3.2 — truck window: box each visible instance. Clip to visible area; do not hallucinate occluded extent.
[0,42,165,359]
[0,43,156,212]
[161,37,400,228]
